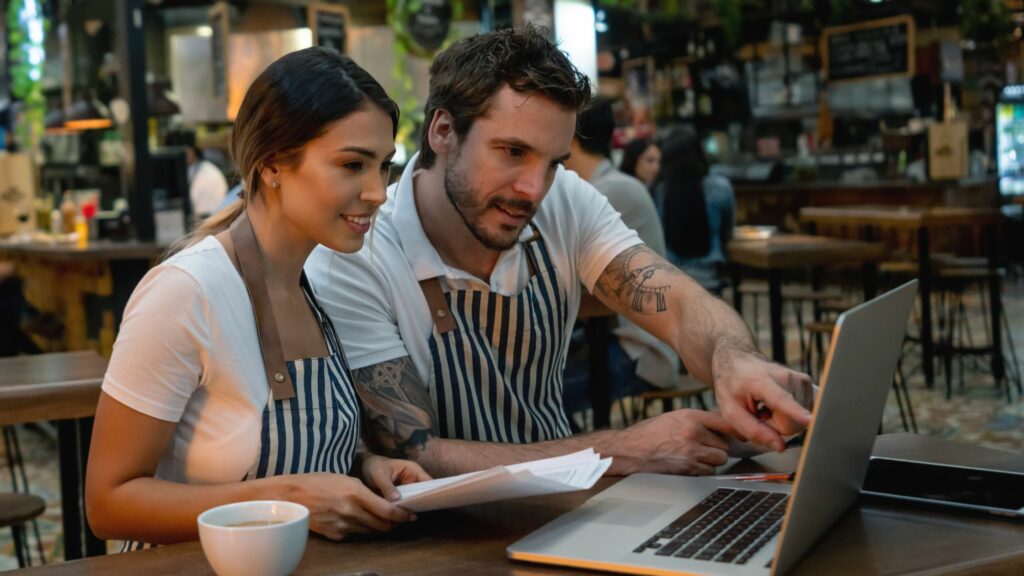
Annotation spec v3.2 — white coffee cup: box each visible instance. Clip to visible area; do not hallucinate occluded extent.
[198,500,309,576]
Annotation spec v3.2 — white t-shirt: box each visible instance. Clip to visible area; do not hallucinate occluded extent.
[189,160,229,217]
[102,236,270,485]
[306,153,642,387]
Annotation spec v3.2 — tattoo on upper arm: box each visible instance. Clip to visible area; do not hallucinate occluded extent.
[595,244,676,314]
[352,357,436,460]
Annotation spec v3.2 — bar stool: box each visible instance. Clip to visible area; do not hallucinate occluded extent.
[935,263,1022,401]
[2,425,48,567]
[804,319,916,433]
[0,493,46,567]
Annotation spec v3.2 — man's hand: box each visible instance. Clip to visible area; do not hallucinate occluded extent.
[712,348,814,452]
[610,409,737,476]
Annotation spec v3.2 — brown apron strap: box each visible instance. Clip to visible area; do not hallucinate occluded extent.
[229,212,295,400]
[418,278,456,335]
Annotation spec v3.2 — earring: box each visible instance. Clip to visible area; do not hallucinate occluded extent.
[271,180,280,189]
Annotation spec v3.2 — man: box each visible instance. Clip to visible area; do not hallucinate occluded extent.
[165,130,228,218]
[307,26,812,480]
[562,98,679,415]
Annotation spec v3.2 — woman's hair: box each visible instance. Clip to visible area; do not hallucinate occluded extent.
[620,138,653,181]
[661,132,711,258]
[416,25,592,169]
[168,47,398,256]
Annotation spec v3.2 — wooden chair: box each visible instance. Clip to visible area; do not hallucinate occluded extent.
[630,374,710,424]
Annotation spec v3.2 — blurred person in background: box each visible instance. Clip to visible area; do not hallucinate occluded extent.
[660,132,735,295]
[620,138,661,188]
[562,98,679,419]
[166,129,229,218]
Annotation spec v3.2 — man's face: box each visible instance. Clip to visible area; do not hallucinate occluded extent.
[441,86,576,251]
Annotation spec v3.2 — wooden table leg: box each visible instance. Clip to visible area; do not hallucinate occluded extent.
[918,227,934,386]
[768,269,785,364]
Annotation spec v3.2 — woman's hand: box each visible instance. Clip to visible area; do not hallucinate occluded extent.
[283,472,416,541]
[359,455,432,502]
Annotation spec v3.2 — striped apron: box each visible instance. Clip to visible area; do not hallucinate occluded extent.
[120,218,360,551]
[419,227,573,444]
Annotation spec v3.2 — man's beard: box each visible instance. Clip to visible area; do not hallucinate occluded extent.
[443,150,537,251]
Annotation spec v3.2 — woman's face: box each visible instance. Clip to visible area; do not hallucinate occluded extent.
[635,144,661,186]
[271,105,395,254]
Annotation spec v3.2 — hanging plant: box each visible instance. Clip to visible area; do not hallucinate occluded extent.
[960,0,1012,50]
[7,0,48,153]
[386,0,464,153]
[715,0,741,49]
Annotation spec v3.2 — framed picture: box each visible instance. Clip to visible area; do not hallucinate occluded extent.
[308,3,350,53]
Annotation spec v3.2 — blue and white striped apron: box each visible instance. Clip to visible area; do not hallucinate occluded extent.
[121,277,360,552]
[420,227,573,444]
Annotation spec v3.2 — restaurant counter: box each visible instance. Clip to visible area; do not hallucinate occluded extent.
[0,239,164,355]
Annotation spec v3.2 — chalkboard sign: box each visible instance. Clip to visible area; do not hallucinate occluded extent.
[309,4,349,53]
[823,16,915,83]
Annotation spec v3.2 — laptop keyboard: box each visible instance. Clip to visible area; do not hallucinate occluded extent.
[632,488,788,565]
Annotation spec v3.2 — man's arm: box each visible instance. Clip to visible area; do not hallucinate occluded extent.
[353,356,735,477]
[592,244,813,451]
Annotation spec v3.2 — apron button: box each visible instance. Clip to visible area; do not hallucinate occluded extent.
[436,309,447,319]
[274,372,285,383]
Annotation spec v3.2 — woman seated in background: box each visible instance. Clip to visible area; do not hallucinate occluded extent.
[86,47,428,549]
[620,137,662,190]
[660,132,735,295]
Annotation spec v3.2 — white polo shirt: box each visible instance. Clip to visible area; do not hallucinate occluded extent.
[306,153,641,386]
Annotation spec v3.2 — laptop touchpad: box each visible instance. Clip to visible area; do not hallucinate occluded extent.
[576,498,665,527]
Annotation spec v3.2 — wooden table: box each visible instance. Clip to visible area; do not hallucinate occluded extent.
[799,205,1004,386]
[0,240,162,355]
[13,433,1024,575]
[726,234,890,363]
[0,351,108,560]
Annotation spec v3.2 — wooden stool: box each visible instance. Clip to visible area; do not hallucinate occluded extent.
[0,492,46,567]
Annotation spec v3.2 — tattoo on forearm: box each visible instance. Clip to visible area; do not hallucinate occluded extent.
[352,357,436,460]
[596,245,674,314]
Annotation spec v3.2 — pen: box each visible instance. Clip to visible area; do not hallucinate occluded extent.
[713,472,795,482]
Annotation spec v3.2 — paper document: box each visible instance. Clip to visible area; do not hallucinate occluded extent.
[395,449,612,513]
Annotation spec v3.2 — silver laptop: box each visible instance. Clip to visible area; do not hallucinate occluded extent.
[508,280,918,575]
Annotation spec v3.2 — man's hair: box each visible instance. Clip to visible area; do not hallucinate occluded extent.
[574,98,614,158]
[417,25,592,169]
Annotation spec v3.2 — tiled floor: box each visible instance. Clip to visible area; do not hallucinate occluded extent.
[1,274,1022,570]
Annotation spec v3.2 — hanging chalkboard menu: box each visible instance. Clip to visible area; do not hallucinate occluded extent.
[823,16,915,83]
[309,4,349,53]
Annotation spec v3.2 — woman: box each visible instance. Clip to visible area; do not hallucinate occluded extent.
[85,47,428,547]
[660,132,735,295]
[620,138,661,188]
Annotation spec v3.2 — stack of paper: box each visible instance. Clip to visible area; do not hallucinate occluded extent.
[395,449,613,513]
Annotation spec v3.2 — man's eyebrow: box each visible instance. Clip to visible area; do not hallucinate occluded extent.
[491,138,571,163]
[489,137,536,152]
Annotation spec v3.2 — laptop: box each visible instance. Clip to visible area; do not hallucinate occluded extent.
[508,280,918,575]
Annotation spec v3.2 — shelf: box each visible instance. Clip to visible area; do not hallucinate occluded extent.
[737,41,817,61]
